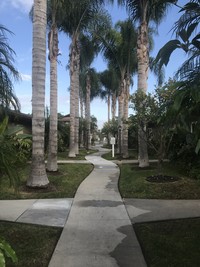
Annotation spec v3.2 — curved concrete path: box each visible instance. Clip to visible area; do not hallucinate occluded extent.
[49,147,147,267]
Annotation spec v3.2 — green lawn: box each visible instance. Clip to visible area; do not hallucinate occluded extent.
[134,218,200,267]
[119,162,200,199]
[119,162,200,266]
[0,163,93,200]
[0,222,62,267]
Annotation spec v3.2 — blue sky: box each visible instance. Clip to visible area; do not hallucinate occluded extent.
[0,0,188,128]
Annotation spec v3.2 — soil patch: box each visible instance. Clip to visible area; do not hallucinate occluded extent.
[146,175,181,183]
[20,183,58,193]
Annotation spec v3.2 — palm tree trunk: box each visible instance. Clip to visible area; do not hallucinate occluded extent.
[79,88,84,147]
[137,21,149,167]
[27,0,49,187]
[68,39,78,158]
[47,25,58,172]
[122,77,130,158]
[111,92,116,120]
[74,42,80,155]
[86,73,91,150]
[117,81,124,156]
[108,94,110,122]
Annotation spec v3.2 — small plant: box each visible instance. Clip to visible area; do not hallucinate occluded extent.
[0,237,18,267]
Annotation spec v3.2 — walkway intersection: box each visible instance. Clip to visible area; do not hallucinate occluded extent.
[49,147,146,267]
[0,146,200,266]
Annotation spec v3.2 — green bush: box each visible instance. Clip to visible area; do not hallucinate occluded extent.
[0,117,27,189]
[13,135,32,162]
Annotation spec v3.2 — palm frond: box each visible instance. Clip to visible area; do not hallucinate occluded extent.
[175,52,200,81]
[118,0,175,24]
[173,0,200,33]
[155,39,181,67]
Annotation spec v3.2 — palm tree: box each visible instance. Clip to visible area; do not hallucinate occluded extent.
[29,1,63,171]
[79,29,103,149]
[99,67,119,122]
[80,67,101,149]
[59,0,95,157]
[118,0,176,166]
[46,0,62,172]
[60,0,90,157]
[102,20,137,158]
[0,25,20,111]
[27,0,49,188]
[59,1,111,156]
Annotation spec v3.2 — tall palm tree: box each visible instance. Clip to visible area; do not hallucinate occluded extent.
[80,67,101,149]
[60,1,87,157]
[86,68,101,149]
[80,66,101,149]
[59,0,98,157]
[46,0,62,172]
[0,25,20,111]
[29,1,63,171]
[102,20,137,158]
[27,0,49,187]
[79,34,96,150]
[59,1,111,156]
[118,0,176,166]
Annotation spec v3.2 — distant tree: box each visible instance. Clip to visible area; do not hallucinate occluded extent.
[101,119,118,146]
[99,67,119,122]
[79,10,111,149]
[90,115,98,145]
[80,67,101,149]
[102,20,137,158]
[60,0,111,157]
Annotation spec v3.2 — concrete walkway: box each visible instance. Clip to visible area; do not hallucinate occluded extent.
[1,147,200,266]
[49,147,147,267]
[0,199,73,227]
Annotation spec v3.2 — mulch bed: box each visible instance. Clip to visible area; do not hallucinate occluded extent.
[146,175,181,183]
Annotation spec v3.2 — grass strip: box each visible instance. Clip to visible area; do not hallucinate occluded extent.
[0,222,61,267]
[134,218,200,267]
[102,149,138,160]
[57,148,98,160]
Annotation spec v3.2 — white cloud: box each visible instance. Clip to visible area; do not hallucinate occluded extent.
[18,95,32,114]
[2,0,33,13]
[20,73,32,81]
